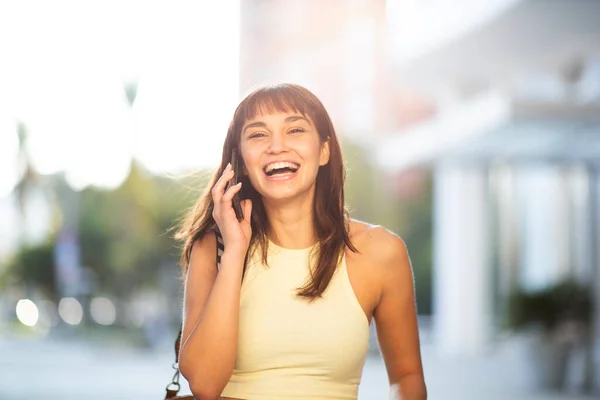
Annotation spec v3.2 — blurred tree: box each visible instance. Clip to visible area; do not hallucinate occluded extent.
[14,122,38,240]
[77,161,205,297]
[1,122,62,297]
[397,170,433,315]
[5,239,57,299]
[123,80,138,107]
[343,138,433,315]
[343,139,377,220]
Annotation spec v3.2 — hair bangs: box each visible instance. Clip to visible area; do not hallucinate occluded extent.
[238,85,313,123]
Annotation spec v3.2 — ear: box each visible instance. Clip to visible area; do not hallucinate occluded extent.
[319,138,330,166]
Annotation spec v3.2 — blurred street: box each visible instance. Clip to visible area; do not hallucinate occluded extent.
[0,333,595,400]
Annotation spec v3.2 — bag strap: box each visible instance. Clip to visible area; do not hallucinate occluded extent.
[166,230,224,399]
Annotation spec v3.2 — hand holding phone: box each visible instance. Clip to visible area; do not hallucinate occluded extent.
[225,148,245,221]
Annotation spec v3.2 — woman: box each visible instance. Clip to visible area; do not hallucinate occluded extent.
[176,83,427,399]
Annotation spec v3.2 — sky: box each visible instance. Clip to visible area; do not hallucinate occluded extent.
[0,0,240,196]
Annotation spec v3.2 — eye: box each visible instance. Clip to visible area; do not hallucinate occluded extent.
[288,128,305,134]
[248,131,266,139]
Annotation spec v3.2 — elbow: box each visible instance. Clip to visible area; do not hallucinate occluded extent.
[189,383,221,400]
[184,371,222,400]
[180,360,223,400]
[180,345,236,399]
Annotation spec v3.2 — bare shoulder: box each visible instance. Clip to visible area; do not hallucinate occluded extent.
[347,220,412,309]
[187,230,218,272]
[349,219,409,268]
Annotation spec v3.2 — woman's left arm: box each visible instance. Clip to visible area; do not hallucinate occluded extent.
[371,228,427,400]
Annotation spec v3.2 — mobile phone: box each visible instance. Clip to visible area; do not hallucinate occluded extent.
[226,148,245,221]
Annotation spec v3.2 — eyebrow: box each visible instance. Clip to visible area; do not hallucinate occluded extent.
[242,115,310,134]
[242,121,268,133]
[285,115,310,124]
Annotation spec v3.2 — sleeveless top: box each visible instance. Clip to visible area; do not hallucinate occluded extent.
[220,240,371,399]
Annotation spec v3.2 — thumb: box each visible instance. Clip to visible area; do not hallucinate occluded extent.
[242,199,253,224]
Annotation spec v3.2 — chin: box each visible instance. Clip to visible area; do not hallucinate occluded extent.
[260,188,304,202]
[256,182,315,204]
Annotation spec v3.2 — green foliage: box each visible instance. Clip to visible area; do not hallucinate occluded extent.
[342,140,378,220]
[508,279,593,331]
[342,139,433,315]
[76,161,207,296]
[5,239,57,299]
[399,172,433,315]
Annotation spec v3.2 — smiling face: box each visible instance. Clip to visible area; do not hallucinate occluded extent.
[239,111,330,203]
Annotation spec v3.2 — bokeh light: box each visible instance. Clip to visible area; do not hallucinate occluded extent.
[90,297,116,326]
[58,297,83,325]
[37,300,60,328]
[15,299,39,327]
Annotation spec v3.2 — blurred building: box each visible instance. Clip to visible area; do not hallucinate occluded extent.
[377,0,600,392]
[239,0,414,141]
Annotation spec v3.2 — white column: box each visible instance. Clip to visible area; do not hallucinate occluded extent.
[568,165,593,284]
[433,161,492,355]
[585,165,600,393]
[517,165,571,291]
[492,163,520,309]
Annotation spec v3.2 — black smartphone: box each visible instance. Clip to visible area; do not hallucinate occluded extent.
[226,148,245,221]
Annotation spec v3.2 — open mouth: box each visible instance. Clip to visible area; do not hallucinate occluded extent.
[263,161,300,178]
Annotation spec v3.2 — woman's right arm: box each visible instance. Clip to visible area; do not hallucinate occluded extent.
[179,234,245,399]
[179,163,253,400]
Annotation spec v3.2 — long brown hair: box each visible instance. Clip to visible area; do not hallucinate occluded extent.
[175,83,356,299]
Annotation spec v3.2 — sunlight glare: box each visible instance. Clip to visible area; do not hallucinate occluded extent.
[0,119,20,198]
[16,299,39,327]
[1,0,240,190]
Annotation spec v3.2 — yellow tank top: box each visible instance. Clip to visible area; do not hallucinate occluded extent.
[220,240,370,400]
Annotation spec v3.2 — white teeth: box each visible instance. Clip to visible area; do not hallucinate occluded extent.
[264,162,299,173]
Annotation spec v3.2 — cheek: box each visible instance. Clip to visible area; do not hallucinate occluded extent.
[300,141,324,166]
[240,148,262,178]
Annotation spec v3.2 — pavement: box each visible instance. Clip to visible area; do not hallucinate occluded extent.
[0,332,597,399]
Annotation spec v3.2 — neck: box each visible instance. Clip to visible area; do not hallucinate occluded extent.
[263,192,317,249]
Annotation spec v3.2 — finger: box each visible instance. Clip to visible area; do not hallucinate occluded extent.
[211,165,233,219]
[242,199,252,224]
[222,181,242,203]
[212,165,234,202]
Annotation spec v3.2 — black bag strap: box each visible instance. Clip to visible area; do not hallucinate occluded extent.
[166,230,223,399]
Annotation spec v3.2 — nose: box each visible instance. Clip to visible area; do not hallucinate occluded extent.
[266,131,288,154]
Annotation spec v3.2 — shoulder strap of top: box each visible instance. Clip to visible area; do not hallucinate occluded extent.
[215,230,224,270]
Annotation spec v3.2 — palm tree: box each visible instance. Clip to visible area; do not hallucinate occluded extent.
[13,122,38,243]
[124,80,138,108]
